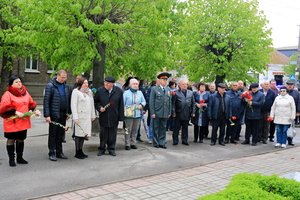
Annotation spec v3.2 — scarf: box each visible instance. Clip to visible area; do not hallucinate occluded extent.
[8,85,27,97]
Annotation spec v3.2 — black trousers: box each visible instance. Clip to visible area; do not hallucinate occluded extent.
[225,122,238,142]
[259,112,270,142]
[235,124,242,140]
[173,117,189,144]
[211,118,226,144]
[194,125,208,142]
[245,119,260,144]
[48,112,66,156]
[269,121,275,140]
[99,126,117,151]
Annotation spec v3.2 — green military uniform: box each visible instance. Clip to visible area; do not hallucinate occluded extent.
[149,73,172,148]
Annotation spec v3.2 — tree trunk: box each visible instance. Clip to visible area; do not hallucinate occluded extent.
[0,57,12,96]
[92,42,106,89]
[92,42,106,135]
[215,74,226,85]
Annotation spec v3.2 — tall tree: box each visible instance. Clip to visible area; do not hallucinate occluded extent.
[11,0,182,87]
[183,0,272,83]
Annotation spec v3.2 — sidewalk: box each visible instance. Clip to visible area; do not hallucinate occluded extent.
[33,146,300,200]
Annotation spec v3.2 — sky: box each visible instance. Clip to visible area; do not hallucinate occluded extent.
[258,0,300,48]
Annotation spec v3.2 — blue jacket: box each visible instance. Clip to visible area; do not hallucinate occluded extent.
[43,77,72,119]
[123,89,146,118]
[245,91,265,119]
[226,90,245,123]
[207,92,230,120]
[260,89,275,112]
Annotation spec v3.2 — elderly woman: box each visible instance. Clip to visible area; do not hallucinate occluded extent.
[123,78,146,150]
[0,75,39,167]
[71,77,96,159]
[192,82,209,143]
[269,86,296,148]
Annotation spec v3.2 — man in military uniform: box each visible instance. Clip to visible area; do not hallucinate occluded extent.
[149,72,172,149]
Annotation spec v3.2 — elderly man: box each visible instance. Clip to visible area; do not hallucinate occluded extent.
[94,76,124,156]
[269,80,279,142]
[285,80,300,146]
[208,82,216,94]
[149,72,172,149]
[172,78,195,145]
[225,82,244,144]
[44,70,72,161]
[242,83,265,146]
[207,83,230,146]
[259,81,275,144]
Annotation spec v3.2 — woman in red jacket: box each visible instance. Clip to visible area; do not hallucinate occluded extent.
[0,75,38,167]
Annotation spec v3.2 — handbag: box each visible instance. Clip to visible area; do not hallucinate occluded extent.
[124,105,136,117]
[287,122,296,138]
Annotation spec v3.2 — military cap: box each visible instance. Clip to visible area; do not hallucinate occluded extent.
[157,72,171,79]
[286,80,295,85]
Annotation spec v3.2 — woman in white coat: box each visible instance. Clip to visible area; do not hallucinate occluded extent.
[71,77,96,159]
[269,87,296,148]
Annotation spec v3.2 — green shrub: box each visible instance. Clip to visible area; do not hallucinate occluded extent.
[198,173,300,200]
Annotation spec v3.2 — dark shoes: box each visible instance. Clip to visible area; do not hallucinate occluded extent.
[219,142,226,146]
[17,157,28,164]
[97,150,106,156]
[159,145,167,149]
[182,142,189,146]
[130,145,138,149]
[136,138,144,142]
[251,143,257,146]
[269,138,274,142]
[125,146,131,150]
[49,154,57,161]
[57,153,68,159]
[262,140,267,144]
[109,151,116,156]
[199,140,203,143]
[210,142,216,146]
[230,140,238,144]
[241,141,250,145]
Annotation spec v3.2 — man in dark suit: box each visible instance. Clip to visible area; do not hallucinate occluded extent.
[225,82,244,144]
[172,79,195,145]
[259,81,275,144]
[94,76,124,156]
[207,83,230,146]
[242,83,265,146]
[44,70,72,161]
[149,72,172,149]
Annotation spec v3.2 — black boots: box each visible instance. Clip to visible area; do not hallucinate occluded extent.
[7,145,16,167]
[74,137,87,159]
[16,142,28,164]
[7,142,28,167]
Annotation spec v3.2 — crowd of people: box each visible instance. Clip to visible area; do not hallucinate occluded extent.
[0,70,298,167]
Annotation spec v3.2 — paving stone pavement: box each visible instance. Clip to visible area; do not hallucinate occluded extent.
[33,146,300,200]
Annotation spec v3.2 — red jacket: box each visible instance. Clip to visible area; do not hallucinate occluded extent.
[0,86,37,133]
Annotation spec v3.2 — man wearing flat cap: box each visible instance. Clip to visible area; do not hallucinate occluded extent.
[207,83,230,146]
[242,83,264,146]
[285,80,300,146]
[149,72,172,148]
[94,76,124,156]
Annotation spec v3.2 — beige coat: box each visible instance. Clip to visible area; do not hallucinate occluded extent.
[71,89,96,137]
[270,94,296,125]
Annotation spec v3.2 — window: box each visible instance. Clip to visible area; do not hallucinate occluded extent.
[25,56,39,73]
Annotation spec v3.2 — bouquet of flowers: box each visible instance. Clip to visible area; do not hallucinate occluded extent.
[241,91,253,111]
[6,110,41,121]
[229,116,237,126]
[199,99,206,113]
[170,91,176,96]
[267,116,273,122]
